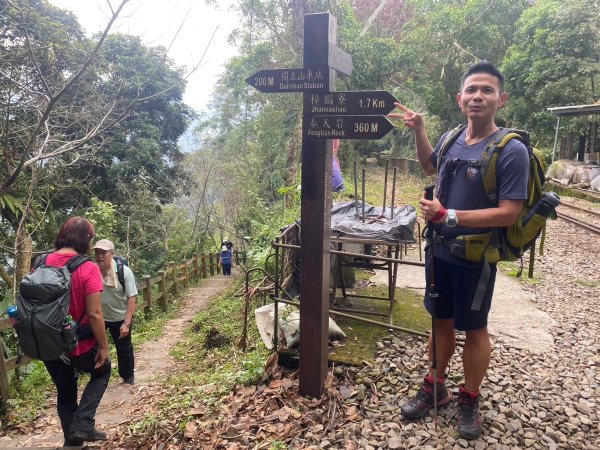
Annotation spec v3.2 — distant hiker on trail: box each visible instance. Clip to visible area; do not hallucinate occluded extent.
[332,138,344,192]
[389,61,529,439]
[42,217,111,446]
[220,245,233,276]
[222,237,234,251]
[93,239,137,385]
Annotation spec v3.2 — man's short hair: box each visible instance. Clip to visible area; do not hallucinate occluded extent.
[460,60,504,92]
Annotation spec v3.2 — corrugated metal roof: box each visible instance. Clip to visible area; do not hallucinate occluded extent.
[547,103,600,116]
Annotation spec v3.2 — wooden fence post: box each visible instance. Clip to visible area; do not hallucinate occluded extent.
[234,250,239,265]
[209,254,215,276]
[183,260,189,288]
[193,254,199,280]
[142,275,152,316]
[158,270,167,311]
[0,340,9,403]
[201,254,207,278]
[170,261,178,296]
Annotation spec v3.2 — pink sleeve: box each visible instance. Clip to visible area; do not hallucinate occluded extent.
[80,261,104,295]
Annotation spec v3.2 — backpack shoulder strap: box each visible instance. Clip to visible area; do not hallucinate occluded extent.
[66,255,91,273]
[481,128,529,204]
[33,253,49,269]
[113,255,125,290]
[436,125,466,174]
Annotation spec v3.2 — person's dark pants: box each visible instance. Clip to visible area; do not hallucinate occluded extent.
[424,252,497,331]
[222,263,231,276]
[105,320,135,381]
[44,344,111,444]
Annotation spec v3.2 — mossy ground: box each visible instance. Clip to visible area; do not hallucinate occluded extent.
[328,269,430,365]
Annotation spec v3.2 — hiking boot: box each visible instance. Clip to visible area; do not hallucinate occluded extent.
[123,375,135,385]
[401,376,451,419]
[63,437,84,447]
[69,428,108,442]
[457,387,482,440]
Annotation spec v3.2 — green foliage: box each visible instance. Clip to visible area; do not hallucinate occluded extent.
[86,198,116,240]
[2,361,53,426]
[502,0,600,142]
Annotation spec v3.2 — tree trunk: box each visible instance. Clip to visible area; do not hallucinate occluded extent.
[15,224,32,288]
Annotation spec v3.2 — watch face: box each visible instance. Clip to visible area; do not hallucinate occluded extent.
[446,210,458,227]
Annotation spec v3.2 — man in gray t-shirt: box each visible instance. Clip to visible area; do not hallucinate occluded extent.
[389,61,528,440]
[93,239,137,385]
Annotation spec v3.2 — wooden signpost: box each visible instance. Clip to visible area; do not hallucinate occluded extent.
[246,12,397,397]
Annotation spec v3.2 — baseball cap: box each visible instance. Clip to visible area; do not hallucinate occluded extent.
[93,239,115,251]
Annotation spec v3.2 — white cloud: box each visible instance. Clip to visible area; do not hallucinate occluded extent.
[49,0,240,111]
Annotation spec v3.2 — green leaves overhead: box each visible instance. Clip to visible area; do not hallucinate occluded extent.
[502,0,600,141]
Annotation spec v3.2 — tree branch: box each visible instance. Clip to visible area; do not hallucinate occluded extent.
[0,0,131,196]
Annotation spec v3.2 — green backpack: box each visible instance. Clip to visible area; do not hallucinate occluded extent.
[436,125,558,273]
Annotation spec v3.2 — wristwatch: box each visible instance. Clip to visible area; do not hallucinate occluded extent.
[445,209,458,227]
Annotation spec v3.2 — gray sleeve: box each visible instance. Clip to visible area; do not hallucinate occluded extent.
[497,140,530,201]
[123,266,138,297]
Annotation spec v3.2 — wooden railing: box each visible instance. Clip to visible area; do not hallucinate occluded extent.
[0,250,247,404]
[379,155,423,176]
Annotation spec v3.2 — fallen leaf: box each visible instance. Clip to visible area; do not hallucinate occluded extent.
[267,379,283,389]
[345,405,357,417]
[288,407,303,419]
[339,385,357,399]
[184,421,198,438]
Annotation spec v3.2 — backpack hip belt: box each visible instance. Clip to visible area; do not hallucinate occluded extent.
[431,230,497,312]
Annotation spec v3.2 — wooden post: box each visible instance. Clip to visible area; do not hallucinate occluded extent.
[193,254,199,280]
[158,270,167,311]
[201,254,207,278]
[528,242,536,278]
[0,339,9,403]
[142,275,152,315]
[209,254,215,276]
[299,13,339,398]
[170,261,178,296]
[234,250,239,265]
[183,260,189,288]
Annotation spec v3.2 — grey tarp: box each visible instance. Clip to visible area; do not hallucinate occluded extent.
[330,201,417,242]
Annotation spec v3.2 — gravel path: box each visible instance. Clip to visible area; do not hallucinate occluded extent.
[315,200,600,449]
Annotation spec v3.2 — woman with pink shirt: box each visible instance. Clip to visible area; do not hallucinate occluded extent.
[41,217,111,446]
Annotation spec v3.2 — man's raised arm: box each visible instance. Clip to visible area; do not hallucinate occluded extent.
[388,102,436,175]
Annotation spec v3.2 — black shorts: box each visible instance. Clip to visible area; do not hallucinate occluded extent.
[424,253,497,331]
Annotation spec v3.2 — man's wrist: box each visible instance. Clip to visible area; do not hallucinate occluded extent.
[432,206,447,223]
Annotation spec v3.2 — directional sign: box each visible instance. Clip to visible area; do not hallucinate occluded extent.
[328,44,353,76]
[245,67,329,93]
[303,115,395,140]
[304,90,398,115]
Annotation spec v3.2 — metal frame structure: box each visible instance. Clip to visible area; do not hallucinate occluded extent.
[270,222,428,340]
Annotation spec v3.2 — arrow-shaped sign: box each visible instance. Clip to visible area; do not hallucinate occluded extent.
[246,67,330,93]
[303,115,395,140]
[304,90,399,115]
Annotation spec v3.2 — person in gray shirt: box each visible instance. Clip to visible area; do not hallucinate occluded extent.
[389,61,528,440]
[93,239,137,385]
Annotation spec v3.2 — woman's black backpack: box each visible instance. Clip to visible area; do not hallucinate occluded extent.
[13,254,90,361]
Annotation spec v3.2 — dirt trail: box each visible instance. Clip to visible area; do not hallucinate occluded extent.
[1,272,235,449]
